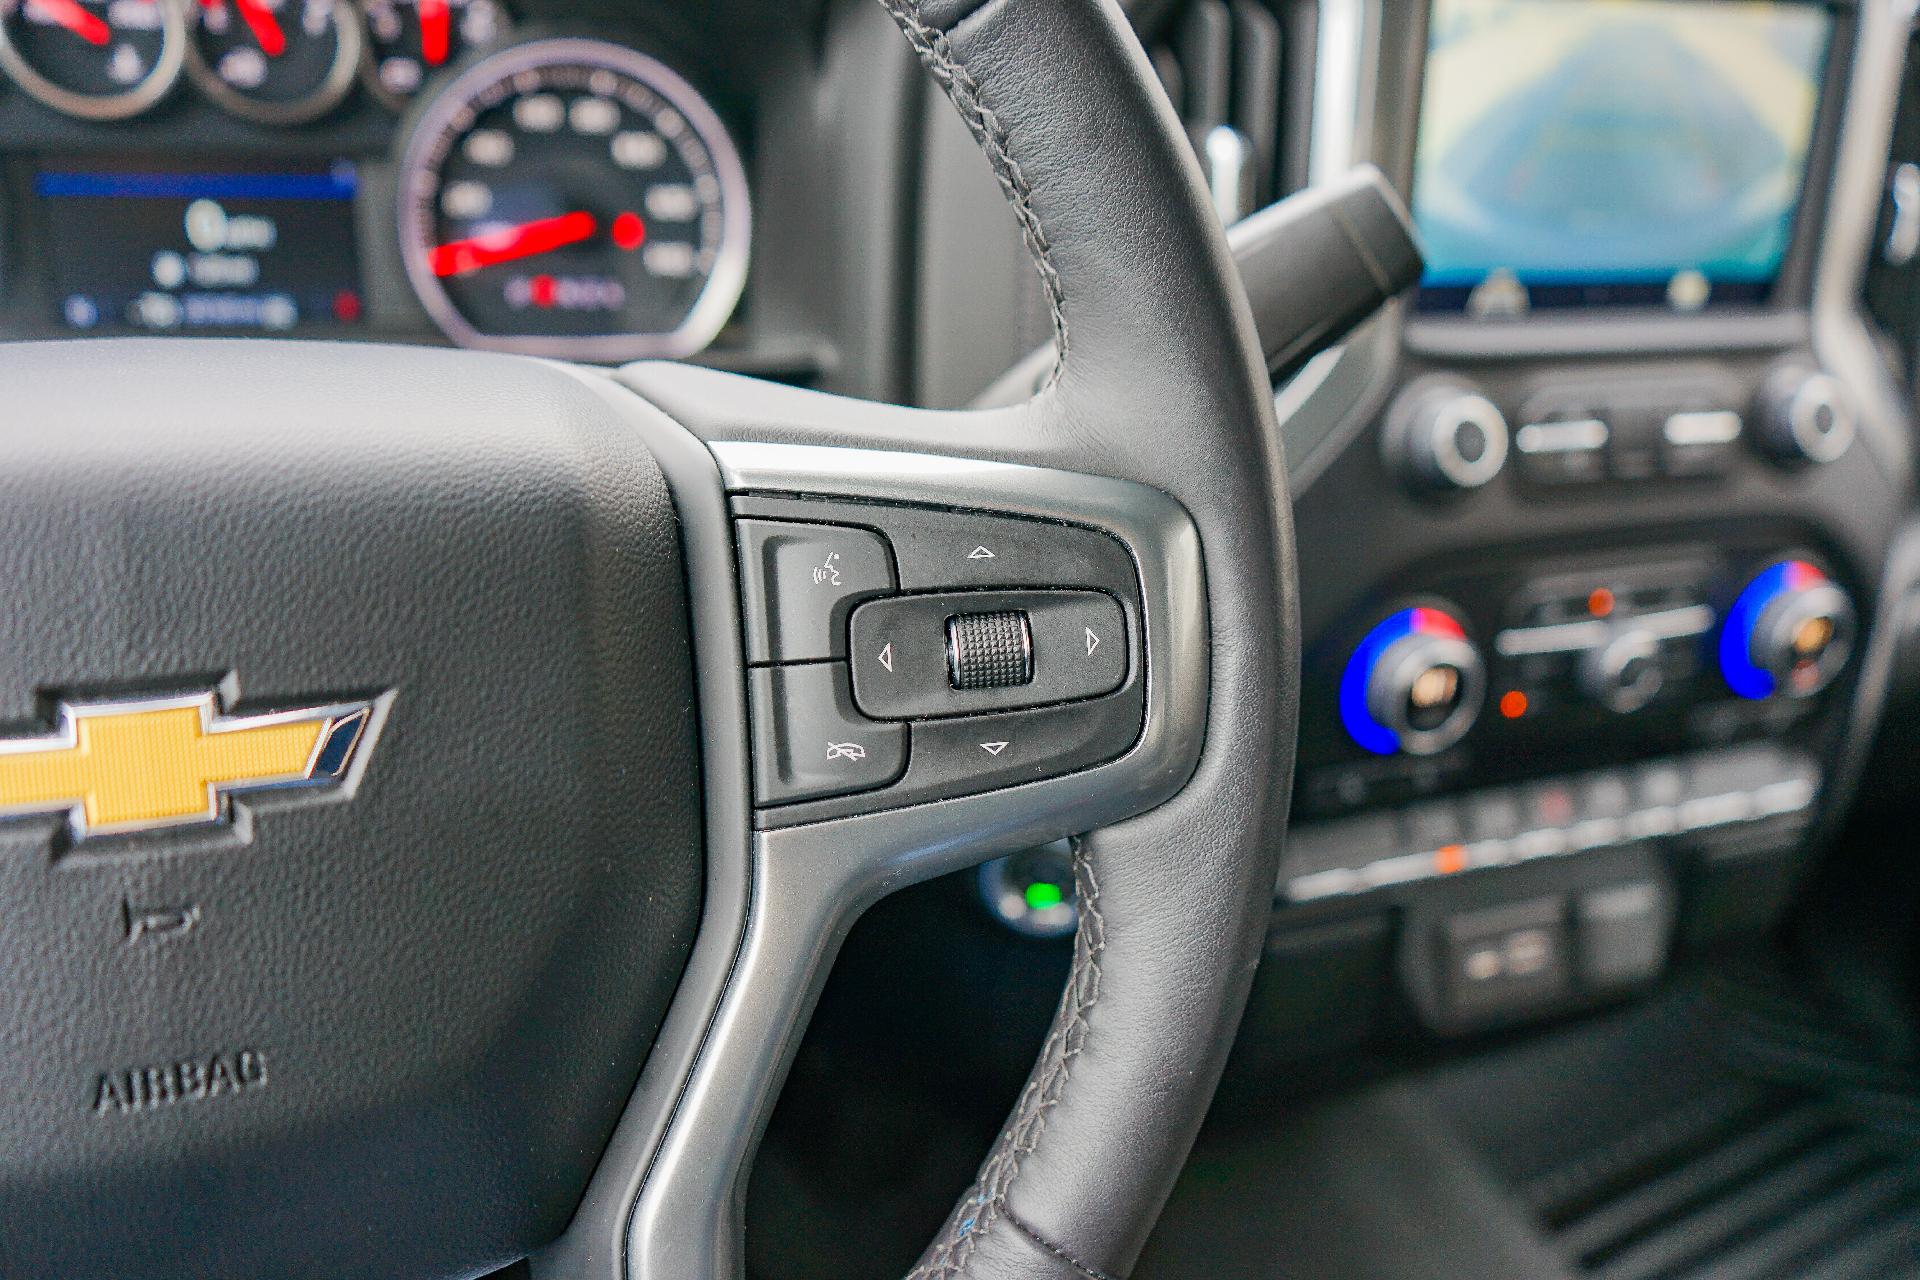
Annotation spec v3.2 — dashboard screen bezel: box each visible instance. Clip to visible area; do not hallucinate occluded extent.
[32,155,372,339]
[1393,0,1853,356]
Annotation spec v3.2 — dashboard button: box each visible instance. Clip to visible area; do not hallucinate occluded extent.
[1604,404,1664,481]
[1580,629,1665,713]
[1440,897,1571,1021]
[1577,881,1672,988]
[1284,814,1402,878]
[748,664,905,805]
[737,520,895,663]
[1514,415,1608,485]
[850,590,1128,719]
[1462,788,1525,841]
[1661,409,1743,477]
[1401,799,1464,851]
[1757,365,1855,465]
[1389,383,1510,492]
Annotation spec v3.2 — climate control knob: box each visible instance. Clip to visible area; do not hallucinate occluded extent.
[1756,364,1855,465]
[1719,560,1854,699]
[1340,606,1484,756]
[1581,629,1664,714]
[1387,382,1510,492]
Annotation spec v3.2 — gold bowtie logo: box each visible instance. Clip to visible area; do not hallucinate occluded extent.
[0,690,383,841]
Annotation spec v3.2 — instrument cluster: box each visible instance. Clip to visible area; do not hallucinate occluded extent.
[0,1,754,362]
[0,0,504,122]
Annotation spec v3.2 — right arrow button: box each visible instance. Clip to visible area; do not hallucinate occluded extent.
[1027,592,1127,702]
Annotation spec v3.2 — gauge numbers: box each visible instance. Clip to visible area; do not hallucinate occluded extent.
[397,38,749,361]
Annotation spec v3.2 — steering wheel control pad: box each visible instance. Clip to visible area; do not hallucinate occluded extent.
[848,589,1127,717]
[733,495,1144,825]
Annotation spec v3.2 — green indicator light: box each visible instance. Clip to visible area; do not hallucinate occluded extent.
[1024,881,1064,911]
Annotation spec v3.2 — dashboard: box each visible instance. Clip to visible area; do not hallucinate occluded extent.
[0,0,834,373]
[901,0,1920,1056]
[6,0,1920,1058]
[1262,0,1915,1042]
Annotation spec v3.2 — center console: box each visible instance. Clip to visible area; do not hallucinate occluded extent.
[1262,0,1914,1039]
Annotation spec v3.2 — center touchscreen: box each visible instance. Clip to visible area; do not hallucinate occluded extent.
[1413,0,1831,316]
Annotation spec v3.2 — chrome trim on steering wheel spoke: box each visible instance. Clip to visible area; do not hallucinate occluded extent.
[533,430,1208,1280]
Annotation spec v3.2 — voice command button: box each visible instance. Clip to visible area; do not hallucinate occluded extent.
[737,519,896,663]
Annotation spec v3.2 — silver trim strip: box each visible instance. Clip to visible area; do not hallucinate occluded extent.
[1662,410,1744,447]
[1495,603,1715,657]
[1309,0,1368,185]
[1812,0,1918,482]
[1495,618,1609,657]
[1637,603,1716,641]
[1286,774,1819,903]
[591,440,1208,1280]
[1515,418,1608,455]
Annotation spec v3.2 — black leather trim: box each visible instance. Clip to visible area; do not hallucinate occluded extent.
[879,0,1069,384]
[875,5,1297,1274]
[624,0,1296,1271]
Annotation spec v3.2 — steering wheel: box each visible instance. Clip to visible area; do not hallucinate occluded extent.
[0,0,1295,1277]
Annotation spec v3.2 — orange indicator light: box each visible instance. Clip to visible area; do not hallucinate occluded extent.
[1498,689,1529,719]
[1588,587,1615,617]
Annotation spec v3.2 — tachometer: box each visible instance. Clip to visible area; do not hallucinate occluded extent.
[396,38,749,361]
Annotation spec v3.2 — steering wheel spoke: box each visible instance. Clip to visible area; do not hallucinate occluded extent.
[533,0,1301,1268]
[536,358,1211,1279]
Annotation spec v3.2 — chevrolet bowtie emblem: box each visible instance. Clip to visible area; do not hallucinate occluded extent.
[0,690,385,841]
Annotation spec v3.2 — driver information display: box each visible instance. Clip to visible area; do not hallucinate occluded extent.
[37,162,365,334]
[1413,0,1831,315]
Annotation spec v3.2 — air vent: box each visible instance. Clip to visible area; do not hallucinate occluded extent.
[1138,0,1300,224]
[1529,1087,1920,1280]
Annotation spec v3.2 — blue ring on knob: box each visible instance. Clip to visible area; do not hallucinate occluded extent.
[1720,559,1825,700]
[1339,607,1465,756]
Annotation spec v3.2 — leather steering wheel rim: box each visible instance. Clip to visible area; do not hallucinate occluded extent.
[612,1,1300,1274]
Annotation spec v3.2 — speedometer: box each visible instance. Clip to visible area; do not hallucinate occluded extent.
[396,38,749,361]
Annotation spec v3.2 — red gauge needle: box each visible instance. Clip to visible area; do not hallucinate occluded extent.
[418,0,449,66]
[428,211,599,277]
[232,0,286,57]
[31,0,110,46]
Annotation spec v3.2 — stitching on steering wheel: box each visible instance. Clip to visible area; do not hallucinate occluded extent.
[871,3,1118,1271]
[876,0,1071,388]
[906,843,1107,1278]
[1001,1205,1119,1280]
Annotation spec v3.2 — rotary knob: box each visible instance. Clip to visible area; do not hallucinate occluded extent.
[1756,364,1855,465]
[1339,606,1484,756]
[1719,559,1855,699]
[1581,629,1664,714]
[1387,382,1510,492]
